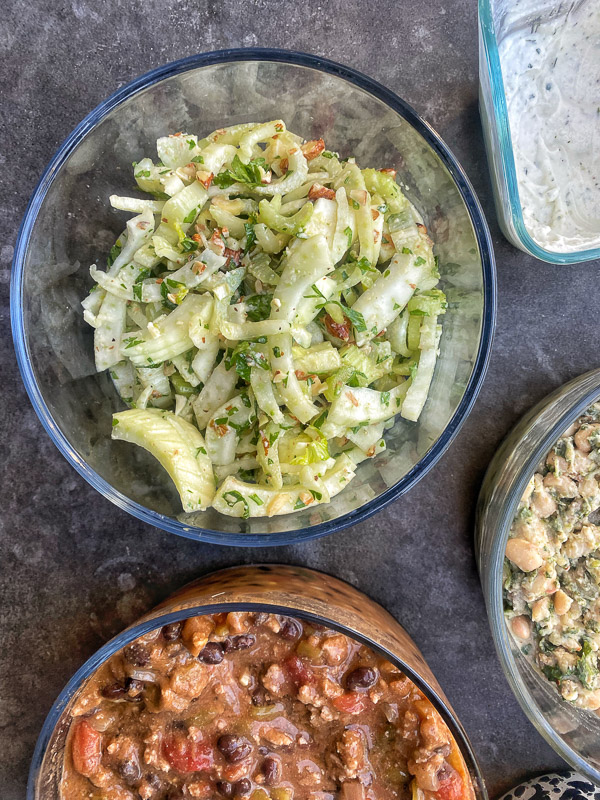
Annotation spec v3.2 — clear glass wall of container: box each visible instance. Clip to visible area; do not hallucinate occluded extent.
[479,0,600,264]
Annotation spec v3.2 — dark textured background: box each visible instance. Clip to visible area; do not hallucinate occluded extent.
[2,0,596,797]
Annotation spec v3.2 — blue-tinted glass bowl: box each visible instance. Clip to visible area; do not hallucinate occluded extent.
[11,49,496,545]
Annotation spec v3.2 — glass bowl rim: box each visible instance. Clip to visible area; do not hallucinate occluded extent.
[478,0,600,265]
[27,569,487,799]
[10,47,496,546]
[482,372,600,781]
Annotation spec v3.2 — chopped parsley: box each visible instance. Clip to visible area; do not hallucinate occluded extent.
[183,207,199,224]
[243,220,257,255]
[213,155,267,189]
[223,490,250,519]
[107,241,122,268]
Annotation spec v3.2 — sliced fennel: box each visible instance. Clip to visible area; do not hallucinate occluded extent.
[112,409,215,511]
[83,121,447,519]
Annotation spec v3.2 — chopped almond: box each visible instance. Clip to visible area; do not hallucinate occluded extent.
[196,170,214,189]
[346,391,359,408]
[301,138,325,160]
[308,183,336,201]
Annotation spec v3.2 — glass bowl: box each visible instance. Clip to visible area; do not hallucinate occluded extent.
[28,564,487,800]
[478,0,600,264]
[11,48,496,545]
[476,368,600,782]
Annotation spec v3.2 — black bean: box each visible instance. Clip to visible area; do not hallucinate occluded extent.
[223,634,256,653]
[262,755,281,785]
[101,682,126,700]
[234,778,252,797]
[258,746,268,755]
[345,666,378,690]
[162,622,182,641]
[251,686,270,707]
[216,781,235,797]
[198,642,224,664]
[278,617,302,641]
[125,678,145,698]
[145,773,161,790]
[217,734,252,763]
[118,758,141,785]
[124,642,150,667]
[436,765,452,783]
[254,612,269,625]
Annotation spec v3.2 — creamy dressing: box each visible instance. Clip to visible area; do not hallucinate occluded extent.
[498,0,600,253]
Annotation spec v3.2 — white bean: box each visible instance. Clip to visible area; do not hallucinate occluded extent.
[510,615,532,640]
[553,589,573,616]
[506,538,543,572]
[543,473,578,497]
[574,424,600,454]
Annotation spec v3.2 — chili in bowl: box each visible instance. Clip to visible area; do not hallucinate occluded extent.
[29,566,485,800]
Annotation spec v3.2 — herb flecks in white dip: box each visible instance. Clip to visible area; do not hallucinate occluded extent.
[499,1,600,253]
[505,405,600,710]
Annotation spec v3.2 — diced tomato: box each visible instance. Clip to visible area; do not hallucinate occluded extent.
[323,313,351,342]
[163,734,214,773]
[332,692,370,715]
[284,654,315,686]
[436,767,464,800]
[71,718,102,777]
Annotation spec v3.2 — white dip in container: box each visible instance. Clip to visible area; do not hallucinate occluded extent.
[498,0,600,253]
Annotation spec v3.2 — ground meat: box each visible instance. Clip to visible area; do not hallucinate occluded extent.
[321,634,349,665]
[261,664,286,696]
[336,729,367,779]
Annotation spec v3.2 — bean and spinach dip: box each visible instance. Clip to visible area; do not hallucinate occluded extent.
[504,405,600,709]
[62,612,473,800]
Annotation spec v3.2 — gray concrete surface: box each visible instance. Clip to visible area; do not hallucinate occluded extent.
[1,0,593,797]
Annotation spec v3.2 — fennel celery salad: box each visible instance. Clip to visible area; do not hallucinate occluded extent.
[83,121,446,519]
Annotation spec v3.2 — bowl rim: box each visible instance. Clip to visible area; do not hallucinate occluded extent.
[10,47,497,546]
[478,370,600,782]
[27,569,487,799]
